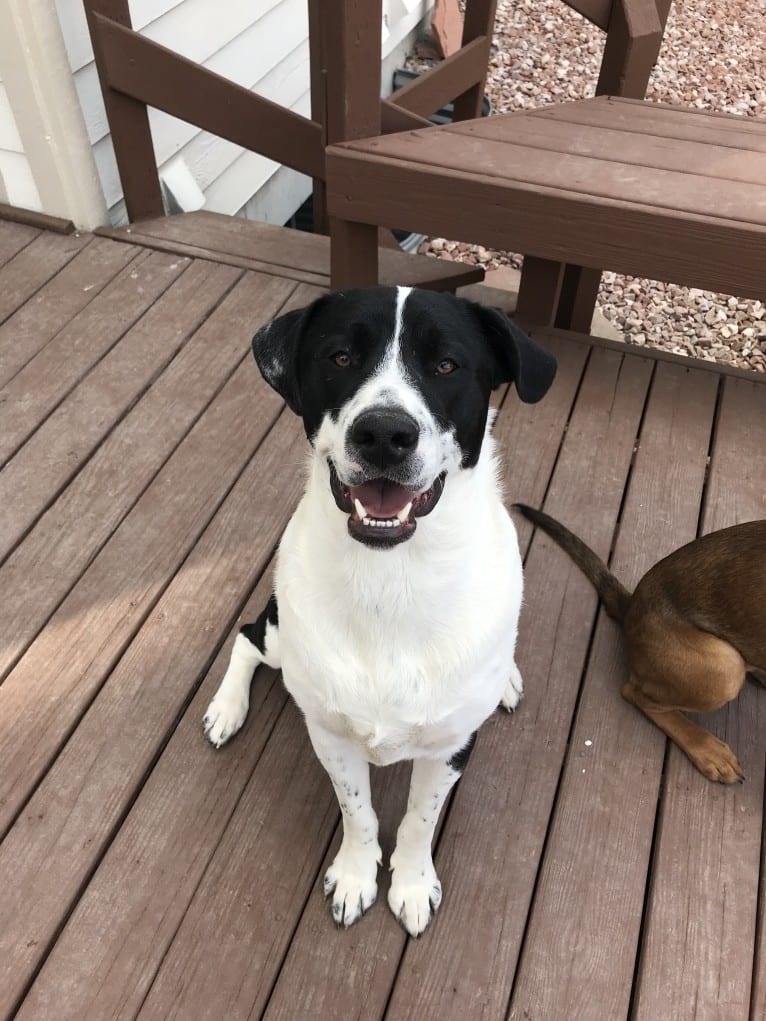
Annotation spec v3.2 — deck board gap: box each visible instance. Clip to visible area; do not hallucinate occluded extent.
[605,360,658,567]
[695,374,726,539]
[748,777,766,1021]
[9,493,289,1016]
[0,400,287,840]
[0,348,251,687]
[0,266,246,563]
[626,736,672,1021]
[502,583,612,1021]
[0,251,185,467]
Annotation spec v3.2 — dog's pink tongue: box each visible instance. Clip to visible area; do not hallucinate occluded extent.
[350,479,411,517]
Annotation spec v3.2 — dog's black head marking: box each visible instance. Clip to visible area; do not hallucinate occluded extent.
[252,287,556,548]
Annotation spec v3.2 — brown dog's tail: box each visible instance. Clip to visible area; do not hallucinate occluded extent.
[513,504,631,623]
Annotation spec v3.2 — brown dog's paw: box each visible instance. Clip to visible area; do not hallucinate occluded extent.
[689,734,745,784]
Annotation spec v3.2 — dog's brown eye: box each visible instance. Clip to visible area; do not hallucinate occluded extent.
[436,358,457,375]
[332,351,351,368]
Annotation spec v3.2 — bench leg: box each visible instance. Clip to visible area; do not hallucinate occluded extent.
[330,217,379,289]
[516,256,566,327]
[556,266,602,333]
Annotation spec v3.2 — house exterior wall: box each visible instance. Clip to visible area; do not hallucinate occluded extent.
[0,77,42,210]
[51,0,434,227]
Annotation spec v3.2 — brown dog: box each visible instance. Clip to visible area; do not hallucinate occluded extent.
[515,505,766,783]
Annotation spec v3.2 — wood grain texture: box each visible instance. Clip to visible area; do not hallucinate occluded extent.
[633,376,766,1021]
[508,362,720,1021]
[99,211,483,290]
[0,249,188,466]
[326,148,766,301]
[0,218,39,268]
[539,97,766,151]
[337,124,766,226]
[0,278,306,844]
[0,271,290,686]
[0,236,139,391]
[0,406,310,1020]
[449,113,766,186]
[387,349,655,1021]
[0,231,90,331]
[0,260,241,560]
[0,201,75,234]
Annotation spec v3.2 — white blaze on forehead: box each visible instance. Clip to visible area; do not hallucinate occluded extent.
[394,286,412,350]
[369,285,413,399]
[312,284,463,488]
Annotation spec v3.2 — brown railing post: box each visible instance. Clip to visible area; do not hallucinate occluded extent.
[83,0,164,221]
[452,0,497,121]
[308,0,329,234]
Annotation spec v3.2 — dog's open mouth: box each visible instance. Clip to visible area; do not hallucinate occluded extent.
[329,462,445,547]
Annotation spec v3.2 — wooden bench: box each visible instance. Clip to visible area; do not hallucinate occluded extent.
[327,91,766,314]
[325,0,766,332]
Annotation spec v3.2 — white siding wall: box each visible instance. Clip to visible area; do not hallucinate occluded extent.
[0,76,43,210]
[54,0,433,226]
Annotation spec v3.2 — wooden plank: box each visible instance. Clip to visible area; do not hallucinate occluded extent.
[98,221,329,287]
[452,0,497,122]
[100,212,484,290]
[0,411,309,1020]
[507,362,720,1021]
[83,0,165,222]
[0,219,39,268]
[0,249,189,464]
[338,124,766,228]
[137,698,340,1021]
[384,350,657,1021]
[0,272,292,686]
[94,13,325,178]
[634,376,766,1021]
[0,200,75,234]
[13,572,289,1021]
[0,260,241,560]
[0,283,311,844]
[561,0,611,29]
[389,36,489,116]
[586,95,766,138]
[595,0,662,99]
[539,98,766,152]
[325,148,766,302]
[0,231,90,329]
[0,236,140,392]
[262,338,598,1021]
[449,114,766,187]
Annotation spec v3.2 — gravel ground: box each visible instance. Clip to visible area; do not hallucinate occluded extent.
[410,0,766,371]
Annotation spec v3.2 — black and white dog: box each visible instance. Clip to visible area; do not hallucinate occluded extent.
[203,286,556,936]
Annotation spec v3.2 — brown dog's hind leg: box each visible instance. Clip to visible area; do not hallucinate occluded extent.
[621,627,747,784]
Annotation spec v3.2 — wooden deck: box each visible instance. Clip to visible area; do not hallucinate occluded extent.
[1,212,765,1021]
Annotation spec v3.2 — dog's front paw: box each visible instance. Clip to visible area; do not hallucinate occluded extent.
[388,856,442,938]
[324,841,381,928]
[501,661,524,713]
[202,686,249,748]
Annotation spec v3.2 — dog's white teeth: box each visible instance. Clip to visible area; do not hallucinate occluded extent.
[363,516,372,526]
[354,498,367,520]
[397,502,412,524]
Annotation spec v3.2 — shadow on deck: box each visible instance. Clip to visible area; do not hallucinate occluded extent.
[0,212,764,1021]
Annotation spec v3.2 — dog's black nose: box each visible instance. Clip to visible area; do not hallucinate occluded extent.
[350,408,419,468]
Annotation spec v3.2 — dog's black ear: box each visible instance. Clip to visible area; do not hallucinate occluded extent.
[252,303,315,415]
[475,306,557,402]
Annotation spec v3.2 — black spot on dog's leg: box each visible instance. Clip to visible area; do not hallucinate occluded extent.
[240,593,278,655]
[448,731,477,774]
